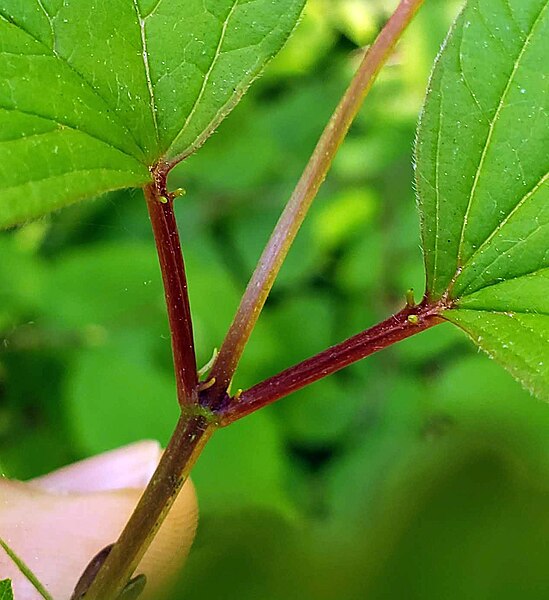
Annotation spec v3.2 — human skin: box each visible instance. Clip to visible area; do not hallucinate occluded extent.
[0,441,198,600]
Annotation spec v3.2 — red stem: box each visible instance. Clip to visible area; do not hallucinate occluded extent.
[145,184,198,405]
[220,302,442,425]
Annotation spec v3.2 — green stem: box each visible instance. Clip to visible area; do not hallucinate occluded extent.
[204,0,426,406]
[0,537,55,600]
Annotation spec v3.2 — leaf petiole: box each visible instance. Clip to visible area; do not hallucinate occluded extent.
[219,299,444,425]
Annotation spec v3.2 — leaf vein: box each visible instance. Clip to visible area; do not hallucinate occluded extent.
[2,167,145,195]
[142,0,163,20]
[454,1,547,270]
[132,0,160,143]
[466,265,549,293]
[449,306,549,318]
[35,0,56,54]
[166,0,241,157]
[0,105,142,163]
[166,9,289,163]
[0,8,146,161]
[457,170,549,295]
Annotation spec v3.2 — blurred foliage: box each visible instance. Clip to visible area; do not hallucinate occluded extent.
[1,1,548,598]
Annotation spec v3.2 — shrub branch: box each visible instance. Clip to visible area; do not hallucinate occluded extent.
[203,0,427,407]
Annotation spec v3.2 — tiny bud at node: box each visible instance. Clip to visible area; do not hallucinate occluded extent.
[172,188,186,199]
[406,289,415,307]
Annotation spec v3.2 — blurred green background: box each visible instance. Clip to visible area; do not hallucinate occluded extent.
[1,0,549,598]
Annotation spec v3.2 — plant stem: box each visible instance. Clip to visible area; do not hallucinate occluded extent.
[82,3,426,595]
[144,183,198,405]
[220,301,442,425]
[82,182,207,599]
[82,411,215,600]
[0,538,54,600]
[204,0,426,405]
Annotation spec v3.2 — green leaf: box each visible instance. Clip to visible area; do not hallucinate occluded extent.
[0,0,305,228]
[444,306,549,401]
[0,580,14,600]
[416,0,549,398]
[180,512,306,600]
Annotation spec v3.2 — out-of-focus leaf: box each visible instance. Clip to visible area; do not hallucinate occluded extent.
[321,361,549,598]
[66,335,179,453]
[266,0,336,76]
[0,237,47,319]
[183,238,242,366]
[42,243,164,330]
[355,454,549,600]
[178,511,307,600]
[0,350,73,480]
[175,99,279,194]
[334,0,377,46]
[327,357,549,525]
[0,427,73,481]
[192,411,295,517]
[333,128,412,180]
[432,356,549,475]
[229,203,320,290]
[269,293,334,364]
[276,376,366,445]
[312,188,377,251]
[336,228,383,292]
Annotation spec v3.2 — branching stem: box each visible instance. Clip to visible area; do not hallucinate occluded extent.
[204,0,426,405]
[82,1,426,597]
[220,300,443,425]
[82,181,210,600]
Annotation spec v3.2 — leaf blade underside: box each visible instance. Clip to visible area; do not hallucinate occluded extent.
[0,0,305,228]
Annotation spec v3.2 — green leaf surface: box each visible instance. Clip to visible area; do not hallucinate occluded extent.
[444,309,549,400]
[0,0,305,228]
[416,0,549,397]
[0,581,13,600]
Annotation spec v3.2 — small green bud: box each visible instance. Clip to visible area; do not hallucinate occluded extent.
[406,288,415,307]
